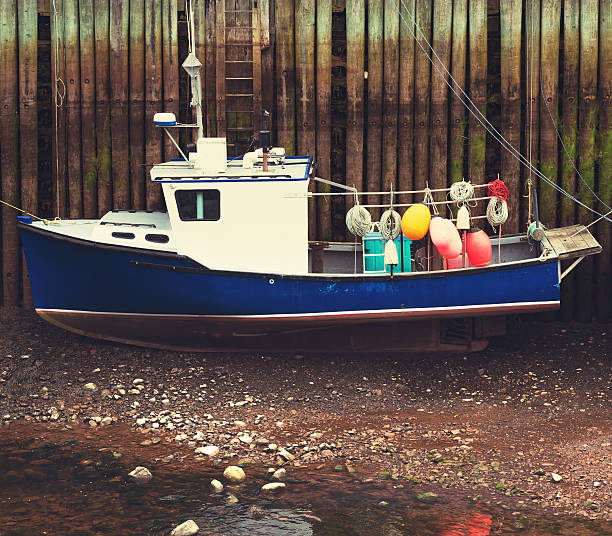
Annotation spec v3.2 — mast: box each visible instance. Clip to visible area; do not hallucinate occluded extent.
[183,0,204,140]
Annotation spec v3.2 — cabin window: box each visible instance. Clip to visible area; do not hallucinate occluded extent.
[175,190,220,221]
[145,233,170,244]
[112,232,135,239]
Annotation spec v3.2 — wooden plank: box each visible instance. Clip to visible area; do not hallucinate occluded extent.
[129,0,145,209]
[94,0,111,216]
[413,0,431,192]
[51,0,67,218]
[204,0,217,136]
[598,0,612,321]
[577,0,598,321]
[468,0,486,185]
[19,0,38,307]
[316,0,332,240]
[523,0,540,224]
[214,0,225,138]
[559,0,579,320]
[538,0,560,227]
[252,0,263,132]
[449,0,467,185]
[366,0,383,210]
[346,0,366,195]
[429,0,451,209]
[260,0,274,125]
[110,0,130,209]
[546,225,601,259]
[64,0,82,218]
[295,0,316,238]
[80,0,97,218]
[382,0,399,197]
[145,0,163,209]
[0,0,20,305]
[275,0,295,153]
[398,0,414,198]
[162,0,179,161]
[499,0,521,233]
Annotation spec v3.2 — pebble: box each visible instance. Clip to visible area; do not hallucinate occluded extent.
[226,493,239,504]
[223,465,246,483]
[239,434,253,444]
[272,468,286,481]
[278,448,295,461]
[551,473,563,483]
[133,378,144,385]
[262,482,286,492]
[84,383,97,391]
[128,466,153,483]
[195,445,219,457]
[170,519,199,536]
[210,479,224,493]
[136,418,146,426]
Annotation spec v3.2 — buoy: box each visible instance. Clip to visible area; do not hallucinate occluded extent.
[447,255,467,269]
[384,240,399,266]
[401,203,431,240]
[430,216,462,259]
[465,228,492,267]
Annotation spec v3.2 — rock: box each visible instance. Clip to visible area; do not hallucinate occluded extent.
[226,493,239,504]
[136,418,146,426]
[133,378,144,385]
[195,445,219,457]
[278,448,295,461]
[223,465,246,483]
[101,417,113,426]
[239,434,253,444]
[262,482,286,493]
[84,383,97,391]
[272,468,286,481]
[415,492,438,504]
[128,466,153,483]
[210,479,224,493]
[170,519,199,536]
[551,473,563,483]
[248,505,266,519]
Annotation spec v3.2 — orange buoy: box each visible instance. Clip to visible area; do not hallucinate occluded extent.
[430,216,462,259]
[401,203,431,240]
[465,228,492,267]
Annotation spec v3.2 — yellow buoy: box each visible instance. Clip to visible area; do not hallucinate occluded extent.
[401,203,431,240]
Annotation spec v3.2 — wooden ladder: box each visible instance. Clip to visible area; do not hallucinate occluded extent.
[217,0,262,156]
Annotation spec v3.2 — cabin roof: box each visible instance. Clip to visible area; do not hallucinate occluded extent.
[150,156,312,183]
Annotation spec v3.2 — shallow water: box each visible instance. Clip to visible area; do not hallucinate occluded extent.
[0,435,611,536]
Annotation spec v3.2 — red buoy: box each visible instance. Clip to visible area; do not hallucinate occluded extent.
[465,228,492,267]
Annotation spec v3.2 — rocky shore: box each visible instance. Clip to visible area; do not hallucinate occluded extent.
[1,307,610,521]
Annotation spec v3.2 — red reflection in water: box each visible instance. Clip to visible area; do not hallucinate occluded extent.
[440,509,493,536]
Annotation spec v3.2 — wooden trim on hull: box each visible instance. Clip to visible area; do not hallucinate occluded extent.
[37,301,559,352]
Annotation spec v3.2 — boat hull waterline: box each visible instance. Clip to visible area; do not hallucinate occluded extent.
[19,223,560,349]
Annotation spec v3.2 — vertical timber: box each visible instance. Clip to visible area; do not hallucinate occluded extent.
[468,0,486,185]
[382,0,399,195]
[397,0,414,197]
[129,0,145,209]
[275,0,295,153]
[449,0,467,185]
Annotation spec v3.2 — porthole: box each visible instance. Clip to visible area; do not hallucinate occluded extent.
[112,232,135,239]
[145,233,170,244]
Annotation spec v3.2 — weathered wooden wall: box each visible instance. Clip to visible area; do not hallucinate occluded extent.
[1,0,611,321]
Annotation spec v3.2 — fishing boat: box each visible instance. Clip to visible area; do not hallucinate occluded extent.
[16,3,606,352]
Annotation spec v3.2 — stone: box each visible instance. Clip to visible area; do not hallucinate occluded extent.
[272,468,286,481]
[262,482,286,492]
[278,448,295,461]
[128,466,153,483]
[551,473,563,483]
[210,479,224,493]
[84,383,97,391]
[226,493,239,504]
[133,378,144,385]
[239,434,253,444]
[136,418,146,426]
[170,519,199,536]
[195,445,219,457]
[416,492,438,504]
[223,465,246,483]
[101,417,112,426]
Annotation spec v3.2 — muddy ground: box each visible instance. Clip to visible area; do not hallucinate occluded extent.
[0,307,610,521]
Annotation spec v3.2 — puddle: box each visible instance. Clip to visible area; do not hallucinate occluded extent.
[0,434,611,535]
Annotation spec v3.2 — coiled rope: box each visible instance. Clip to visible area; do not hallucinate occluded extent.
[449,180,475,204]
[346,203,373,237]
[486,179,509,229]
[379,209,401,240]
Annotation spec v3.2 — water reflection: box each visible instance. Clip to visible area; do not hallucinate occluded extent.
[0,435,611,535]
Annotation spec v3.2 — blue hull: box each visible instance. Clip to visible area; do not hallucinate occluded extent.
[19,224,560,348]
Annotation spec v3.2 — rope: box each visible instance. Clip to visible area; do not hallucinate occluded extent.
[379,209,401,240]
[449,180,475,203]
[1,199,52,225]
[389,0,612,225]
[346,203,373,237]
[486,179,509,201]
[51,0,65,219]
[486,197,508,228]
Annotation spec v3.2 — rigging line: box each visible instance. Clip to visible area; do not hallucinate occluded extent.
[539,64,612,212]
[51,0,65,219]
[527,0,534,221]
[390,0,612,224]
